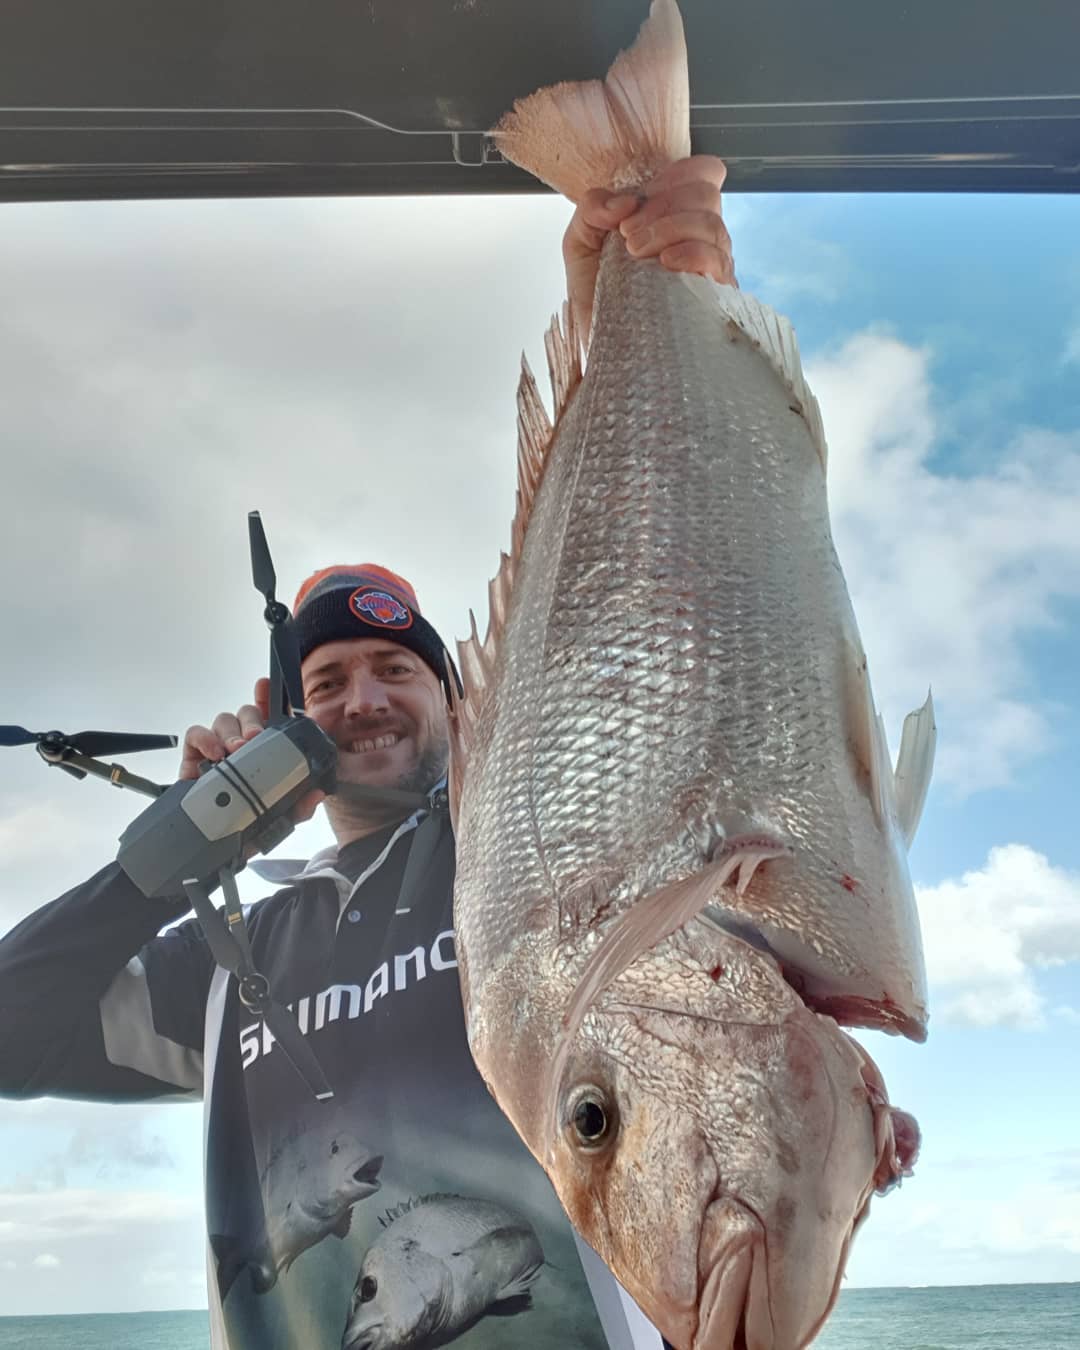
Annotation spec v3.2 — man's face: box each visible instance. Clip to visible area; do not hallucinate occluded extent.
[301,638,449,797]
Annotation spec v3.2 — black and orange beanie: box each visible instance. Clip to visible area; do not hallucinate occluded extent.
[292,564,461,698]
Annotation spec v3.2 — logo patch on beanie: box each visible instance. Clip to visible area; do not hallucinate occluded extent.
[349,587,413,630]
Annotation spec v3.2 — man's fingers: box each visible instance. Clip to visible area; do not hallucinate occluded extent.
[253,677,271,722]
[624,210,734,277]
[179,724,226,780]
[179,697,269,782]
[619,179,723,237]
[208,705,265,752]
[563,188,643,263]
[234,704,266,745]
[210,712,243,749]
[659,240,739,287]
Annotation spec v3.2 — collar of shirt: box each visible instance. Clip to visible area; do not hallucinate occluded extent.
[248,777,447,904]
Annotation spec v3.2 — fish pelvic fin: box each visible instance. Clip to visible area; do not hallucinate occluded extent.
[496,1258,544,1302]
[491,0,691,200]
[449,309,582,826]
[893,689,937,847]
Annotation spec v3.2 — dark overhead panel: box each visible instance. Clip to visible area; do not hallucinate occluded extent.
[2,0,1079,203]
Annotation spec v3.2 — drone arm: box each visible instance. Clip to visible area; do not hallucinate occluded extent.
[37,745,167,798]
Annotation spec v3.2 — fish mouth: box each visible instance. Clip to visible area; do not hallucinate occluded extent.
[349,1155,384,1195]
[693,1197,766,1350]
[342,1320,381,1350]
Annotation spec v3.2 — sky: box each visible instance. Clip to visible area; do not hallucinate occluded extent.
[0,185,1078,1315]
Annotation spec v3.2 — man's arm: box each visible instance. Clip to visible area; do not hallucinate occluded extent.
[0,862,213,1101]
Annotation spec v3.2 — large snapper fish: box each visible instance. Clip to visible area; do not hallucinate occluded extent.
[448,1,929,1346]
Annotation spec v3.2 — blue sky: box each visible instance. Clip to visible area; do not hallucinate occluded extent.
[0,186,1077,1312]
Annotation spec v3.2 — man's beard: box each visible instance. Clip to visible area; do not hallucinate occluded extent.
[329,727,450,827]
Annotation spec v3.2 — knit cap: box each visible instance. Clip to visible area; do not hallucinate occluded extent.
[292,564,460,698]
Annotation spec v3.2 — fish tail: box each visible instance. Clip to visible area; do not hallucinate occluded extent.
[492,0,691,200]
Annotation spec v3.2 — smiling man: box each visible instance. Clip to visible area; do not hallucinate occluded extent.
[181,565,455,839]
[0,157,733,1350]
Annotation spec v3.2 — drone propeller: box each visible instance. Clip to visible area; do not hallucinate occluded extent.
[0,725,177,757]
[0,725,39,747]
[65,731,178,757]
[248,510,305,716]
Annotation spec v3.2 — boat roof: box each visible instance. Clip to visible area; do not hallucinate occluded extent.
[2,0,1078,203]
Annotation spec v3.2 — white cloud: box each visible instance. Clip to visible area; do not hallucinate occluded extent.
[1064,327,1080,367]
[845,1147,1080,1287]
[0,1187,206,1315]
[917,843,1080,1027]
[808,333,1080,792]
[0,1188,199,1247]
[987,1183,1080,1254]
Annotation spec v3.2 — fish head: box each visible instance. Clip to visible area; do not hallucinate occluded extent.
[320,1132,384,1213]
[543,927,916,1350]
[342,1238,450,1350]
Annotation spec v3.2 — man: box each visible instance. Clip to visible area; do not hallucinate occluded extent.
[0,161,734,1350]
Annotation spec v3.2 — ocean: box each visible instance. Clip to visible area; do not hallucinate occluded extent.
[0,1284,1076,1348]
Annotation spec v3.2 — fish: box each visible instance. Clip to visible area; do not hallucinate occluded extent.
[443,1,928,1346]
[218,1118,383,1296]
[340,1194,544,1350]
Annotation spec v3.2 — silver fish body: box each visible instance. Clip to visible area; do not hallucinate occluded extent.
[340,1194,544,1350]
[456,238,929,1042]
[450,236,925,1350]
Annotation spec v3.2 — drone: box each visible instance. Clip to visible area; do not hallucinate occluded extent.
[2,511,341,1100]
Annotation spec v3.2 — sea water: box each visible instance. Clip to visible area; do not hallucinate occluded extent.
[0,1283,1076,1348]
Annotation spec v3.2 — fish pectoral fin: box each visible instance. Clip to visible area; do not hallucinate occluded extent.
[843,635,894,830]
[572,842,789,1016]
[495,1261,544,1303]
[893,690,937,847]
[711,834,791,897]
[545,848,788,1141]
[332,1208,353,1240]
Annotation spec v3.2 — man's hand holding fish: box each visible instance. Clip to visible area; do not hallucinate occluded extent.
[564,154,736,341]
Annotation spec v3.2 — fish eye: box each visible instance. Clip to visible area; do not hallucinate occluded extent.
[360,1274,378,1302]
[566,1085,618,1150]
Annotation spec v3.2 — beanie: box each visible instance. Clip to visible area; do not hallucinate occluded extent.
[292,564,461,699]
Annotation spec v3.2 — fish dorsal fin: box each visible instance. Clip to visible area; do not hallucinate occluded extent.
[449,305,582,826]
[893,690,936,847]
[380,1192,464,1228]
[683,278,829,473]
